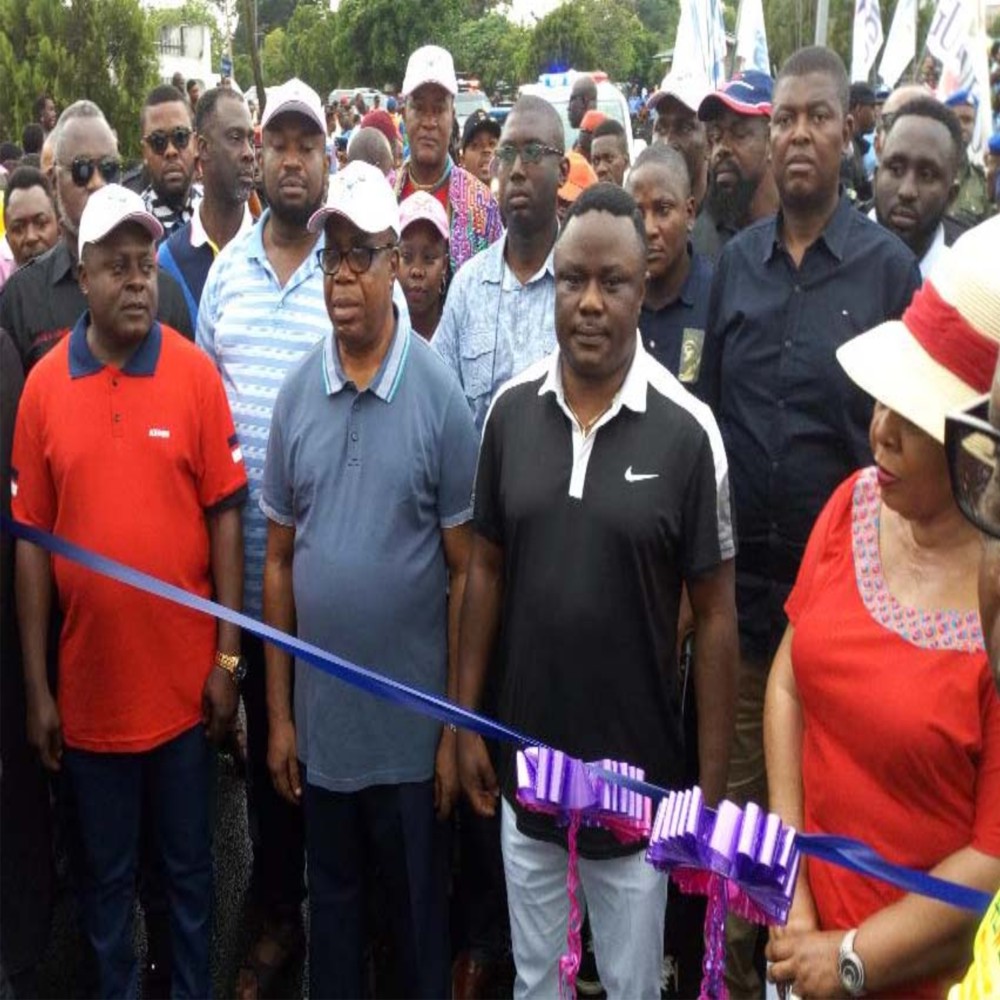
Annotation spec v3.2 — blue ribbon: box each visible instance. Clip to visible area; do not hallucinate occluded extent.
[2,515,992,916]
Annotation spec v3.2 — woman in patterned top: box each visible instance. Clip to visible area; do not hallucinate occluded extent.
[763,221,1000,998]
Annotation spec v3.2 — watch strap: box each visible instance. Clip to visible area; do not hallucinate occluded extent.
[214,651,241,675]
[838,928,866,996]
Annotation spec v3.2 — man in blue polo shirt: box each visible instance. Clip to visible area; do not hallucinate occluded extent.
[260,161,478,999]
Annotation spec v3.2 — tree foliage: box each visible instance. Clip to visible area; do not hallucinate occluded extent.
[0,0,157,156]
[451,13,532,93]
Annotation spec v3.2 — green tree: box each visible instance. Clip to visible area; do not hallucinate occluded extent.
[526,0,599,75]
[451,13,532,93]
[280,1,338,94]
[331,0,463,90]
[0,0,157,156]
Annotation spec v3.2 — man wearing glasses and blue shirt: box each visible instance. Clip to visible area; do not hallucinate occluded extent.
[434,95,569,432]
[0,100,193,373]
[260,160,478,998]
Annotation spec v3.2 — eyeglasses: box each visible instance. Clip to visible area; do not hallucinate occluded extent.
[945,396,1000,539]
[61,156,122,187]
[317,243,396,276]
[495,142,564,167]
[143,127,193,156]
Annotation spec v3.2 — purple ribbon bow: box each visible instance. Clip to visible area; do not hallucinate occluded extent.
[515,747,653,839]
[645,787,800,926]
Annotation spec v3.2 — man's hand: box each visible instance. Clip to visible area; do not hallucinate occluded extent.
[769,878,819,946]
[27,689,62,771]
[434,726,459,820]
[458,731,499,817]
[268,717,301,805]
[201,666,238,745]
[766,929,845,999]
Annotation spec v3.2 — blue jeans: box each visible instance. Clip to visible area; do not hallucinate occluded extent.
[304,777,449,999]
[63,724,214,999]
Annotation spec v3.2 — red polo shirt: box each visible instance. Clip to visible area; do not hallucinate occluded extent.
[11,316,248,752]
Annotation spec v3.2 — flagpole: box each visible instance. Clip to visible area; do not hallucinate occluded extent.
[731,0,745,76]
[815,0,830,46]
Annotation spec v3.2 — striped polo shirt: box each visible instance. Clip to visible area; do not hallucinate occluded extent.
[196,210,329,618]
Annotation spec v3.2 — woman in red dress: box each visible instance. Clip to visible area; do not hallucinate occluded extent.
[764,221,1000,999]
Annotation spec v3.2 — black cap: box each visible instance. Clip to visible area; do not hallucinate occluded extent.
[462,109,501,149]
[849,82,876,107]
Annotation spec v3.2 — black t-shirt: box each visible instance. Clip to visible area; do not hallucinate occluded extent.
[0,241,194,373]
[474,342,735,858]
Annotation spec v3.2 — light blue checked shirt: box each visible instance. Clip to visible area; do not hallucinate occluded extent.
[434,234,557,432]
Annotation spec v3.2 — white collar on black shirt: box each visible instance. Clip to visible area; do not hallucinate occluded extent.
[538,331,650,420]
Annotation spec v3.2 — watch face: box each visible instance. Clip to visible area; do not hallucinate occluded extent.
[839,953,865,995]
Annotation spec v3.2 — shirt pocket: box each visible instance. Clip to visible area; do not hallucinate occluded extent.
[459,327,497,407]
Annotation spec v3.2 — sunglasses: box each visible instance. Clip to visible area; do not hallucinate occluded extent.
[143,127,193,156]
[317,243,395,277]
[62,156,122,187]
[495,141,564,167]
[945,395,1000,539]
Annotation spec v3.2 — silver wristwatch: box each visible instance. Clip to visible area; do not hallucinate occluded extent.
[838,928,866,996]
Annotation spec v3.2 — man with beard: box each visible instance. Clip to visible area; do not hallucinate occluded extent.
[197,77,329,1000]
[434,95,568,432]
[696,70,778,261]
[395,45,502,275]
[872,97,963,278]
[139,86,202,238]
[703,46,921,997]
[0,101,193,374]
[158,88,256,330]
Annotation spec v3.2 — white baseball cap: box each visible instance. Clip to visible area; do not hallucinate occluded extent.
[261,78,325,135]
[648,71,712,115]
[307,160,400,238]
[401,45,458,98]
[78,184,163,251]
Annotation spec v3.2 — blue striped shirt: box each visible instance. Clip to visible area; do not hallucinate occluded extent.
[196,211,329,618]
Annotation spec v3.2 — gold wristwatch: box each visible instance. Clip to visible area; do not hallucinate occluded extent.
[214,651,247,684]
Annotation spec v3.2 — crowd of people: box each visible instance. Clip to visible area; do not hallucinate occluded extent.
[1,34,999,1000]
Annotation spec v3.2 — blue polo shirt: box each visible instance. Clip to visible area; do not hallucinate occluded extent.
[260,311,479,792]
[638,250,714,402]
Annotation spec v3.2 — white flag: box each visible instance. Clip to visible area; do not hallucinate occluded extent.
[878,0,917,86]
[671,0,728,90]
[927,0,992,156]
[735,0,771,74]
[851,0,885,81]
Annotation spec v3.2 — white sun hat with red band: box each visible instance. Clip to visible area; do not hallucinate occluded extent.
[837,215,1000,444]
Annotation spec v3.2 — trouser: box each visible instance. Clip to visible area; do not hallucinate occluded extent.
[304,776,450,999]
[723,654,770,999]
[243,634,305,911]
[62,724,214,999]
[501,799,667,1000]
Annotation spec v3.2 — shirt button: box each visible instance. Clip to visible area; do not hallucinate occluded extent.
[783,340,792,348]
[648,340,656,349]
[113,413,121,422]
[112,378,119,387]
[351,432,358,441]
[777,399,786,409]
[794,285,801,293]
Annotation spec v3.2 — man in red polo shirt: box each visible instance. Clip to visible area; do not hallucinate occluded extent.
[11,184,248,998]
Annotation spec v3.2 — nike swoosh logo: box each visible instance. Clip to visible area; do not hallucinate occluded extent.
[624,466,659,483]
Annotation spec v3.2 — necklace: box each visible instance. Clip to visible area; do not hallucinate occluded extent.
[406,161,450,192]
[566,397,614,438]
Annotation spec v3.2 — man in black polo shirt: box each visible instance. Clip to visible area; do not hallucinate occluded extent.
[458,184,737,1000]
[702,46,921,997]
[0,101,192,373]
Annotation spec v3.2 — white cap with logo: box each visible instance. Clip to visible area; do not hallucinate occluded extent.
[78,184,164,252]
[648,71,712,115]
[401,45,458,98]
[260,77,326,135]
[307,160,400,238]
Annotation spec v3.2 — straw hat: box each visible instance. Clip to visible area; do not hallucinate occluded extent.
[836,216,1000,443]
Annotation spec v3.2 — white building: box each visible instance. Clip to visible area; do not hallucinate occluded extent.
[142,0,232,87]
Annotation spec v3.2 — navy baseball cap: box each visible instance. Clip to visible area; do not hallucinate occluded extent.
[698,70,773,121]
[945,88,979,110]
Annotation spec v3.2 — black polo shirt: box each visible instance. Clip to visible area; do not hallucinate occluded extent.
[0,241,194,373]
[703,193,921,660]
[639,250,714,402]
[474,339,735,859]
[691,204,737,263]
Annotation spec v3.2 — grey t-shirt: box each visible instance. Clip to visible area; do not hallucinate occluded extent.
[261,316,478,792]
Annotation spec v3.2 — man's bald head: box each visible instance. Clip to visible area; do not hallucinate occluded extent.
[876,84,932,156]
[504,95,566,151]
[568,75,598,129]
[347,127,394,176]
